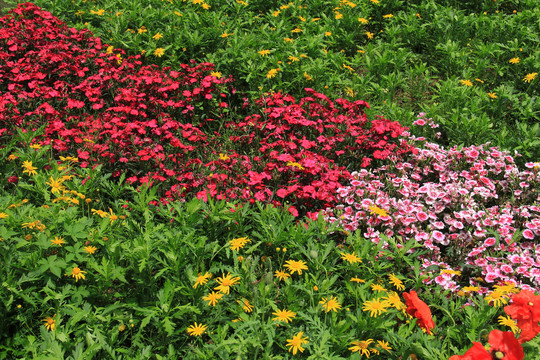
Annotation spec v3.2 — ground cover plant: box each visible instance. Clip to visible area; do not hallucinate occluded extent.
[0,2,539,360]
[17,0,540,164]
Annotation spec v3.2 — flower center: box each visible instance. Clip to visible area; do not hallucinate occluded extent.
[73,268,81,275]
[494,351,505,359]
[528,302,534,306]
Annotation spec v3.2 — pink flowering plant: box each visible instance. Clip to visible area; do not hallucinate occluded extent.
[323,116,540,294]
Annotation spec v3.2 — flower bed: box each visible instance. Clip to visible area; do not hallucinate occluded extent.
[0,3,413,217]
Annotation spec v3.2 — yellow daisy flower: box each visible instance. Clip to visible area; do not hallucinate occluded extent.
[187,322,207,336]
[286,332,308,355]
[319,296,342,313]
[193,272,212,288]
[203,291,224,306]
[362,298,390,317]
[272,309,296,323]
[68,267,86,282]
[284,260,308,275]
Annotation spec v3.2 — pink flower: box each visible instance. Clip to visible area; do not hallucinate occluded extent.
[522,229,535,240]
[483,237,497,247]
[416,211,428,221]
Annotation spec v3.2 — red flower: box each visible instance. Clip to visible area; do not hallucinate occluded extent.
[488,330,524,360]
[449,342,491,360]
[504,290,540,343]
[403,291,435,334]
[450,331,524,360]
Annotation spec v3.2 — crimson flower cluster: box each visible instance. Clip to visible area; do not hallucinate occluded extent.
[0,3,414,216]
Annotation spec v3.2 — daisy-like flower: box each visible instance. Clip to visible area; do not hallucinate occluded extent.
[272,309,296,323]
[365,31,374,39]
[488,92,497,99]
[376,340,392,352]
[210,71,222,78]
[238,299,253,313]
[152,32,163,40]
[274,269,291,281]
[214,273,240,294]
[382,291,406,311]
[46,176,66,195]
[84,245,97,254]
[50,236,65,246]
[8,154,18,160]
[350,276,366,283]
[193,272,212,288]
[258,49,270,56]
[463,285,480,293]
[138,26,147,34]
[203,291,224,307]
[358,17,368,24]
[493,282,519,295]
[383,13,393,18]
[92,209,108,218]
[485,290,509,307]
[319,296,342,313]
[363,298,390,317]
[266,68,280,78]
[370,283,387,292]
[0,212,8,219]
[498,315,520,334]
[288,55,300,62]
[340,252,362,264]
[286,332,308,355]
[29,144,41,149]
[460,79,474,87]
[349,339,373,356]
[68,267,86,282]
[367,205,388,217]
[22,160,37,176]
[284,260,308,275]
[187,322,207,336]
[509,57,520,64]
[153,48,165,57]
[90,9,105,16]
[388,274,405,291]
[324,31,332,36]
[229,237,251,251]
[523,72,537,83]
[42,315,56,331]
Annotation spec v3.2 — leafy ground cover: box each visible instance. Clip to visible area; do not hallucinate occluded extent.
[0,2,539,360]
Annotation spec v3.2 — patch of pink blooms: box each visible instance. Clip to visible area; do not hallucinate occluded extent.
[323,117,540,293]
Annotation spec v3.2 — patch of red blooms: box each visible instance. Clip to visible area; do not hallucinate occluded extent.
[0,3,414,217]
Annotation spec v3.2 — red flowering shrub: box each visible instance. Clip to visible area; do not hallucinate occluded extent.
[0,3,414,216]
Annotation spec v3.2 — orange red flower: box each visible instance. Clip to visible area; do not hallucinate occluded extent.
[402,291,435,335]
[504,289,540,343]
